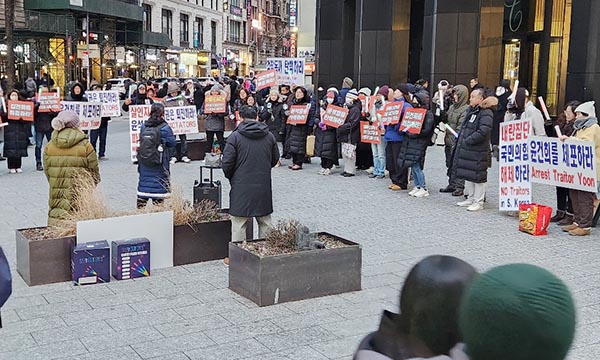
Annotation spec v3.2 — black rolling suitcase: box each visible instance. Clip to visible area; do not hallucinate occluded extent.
[193,166,222,208]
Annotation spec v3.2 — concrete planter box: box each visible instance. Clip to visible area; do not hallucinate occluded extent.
[16,227,74,286]
[228,232,362,306]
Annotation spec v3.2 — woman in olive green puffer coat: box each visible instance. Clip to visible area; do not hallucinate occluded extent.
[43,111,100,226]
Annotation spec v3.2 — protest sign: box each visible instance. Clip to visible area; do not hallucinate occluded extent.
[61,101,102,130]
[321,105,348,128]
[360,121,381,144]
[256,69,278,90]
[128,105,152,162]
[380,102,403,125]
[499,119,532,211]
[37,92,61,113]
[400,108,427,134]
[164,106,199,135]
[287,104,311,125]
[266,57,305,86]
[85,90,121,117]
[529,136,597,192]
[7,100,34,121]
[204,95,227,114]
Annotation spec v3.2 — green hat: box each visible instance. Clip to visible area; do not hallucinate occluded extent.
[460,264,576,360]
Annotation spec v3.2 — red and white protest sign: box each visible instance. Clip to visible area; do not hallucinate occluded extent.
[128,105,152,162]
[287,104,311,125]
[85,90,121,117]
[7,100,34,121]
[164,106,199,136]
[400,108,427,134]
[204,95,227,114]
[37,92,61,113]
[360,121,381,144]
[256,69,278,91]
[61,101,102,130]
[499,119,532,211]
[380,102,403,125]
[321,105,348,128]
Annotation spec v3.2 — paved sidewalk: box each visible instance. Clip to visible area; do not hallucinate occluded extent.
[0,117,598,359]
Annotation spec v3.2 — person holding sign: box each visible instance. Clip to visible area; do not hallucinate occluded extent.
[202,84,230,155]
[559,101,600,236]
[315,88,341,175]
[453,89,496,212]
[367,86,390,179]
[260,89,288,166]
[2,90,32,173]
[398,94,436,197]
[287,87,315,170]
[164,82,192,164]
[33,86,59,171]
[384,84,413,190]
[440,85,469,196]
[336,89,362,177]
[88,84,112,160]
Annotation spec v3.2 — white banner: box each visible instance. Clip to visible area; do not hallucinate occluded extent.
[128,105,152,162]
[529,136,597,192]
[164,106,199,136]
[85,91,121,117]
[61,101,102,131]
[266,57,305,86]
[499,119,532,211]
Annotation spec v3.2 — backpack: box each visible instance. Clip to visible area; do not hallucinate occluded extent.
[137,123,166,166]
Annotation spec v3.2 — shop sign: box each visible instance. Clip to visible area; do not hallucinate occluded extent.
[166,53,179,62]
[230,5,243,17]
[289,0,297,27]
[266,57,305,86]
[180,53,197,65]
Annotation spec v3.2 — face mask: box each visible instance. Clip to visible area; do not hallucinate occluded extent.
[326,98,334,104]
[496,86,506,97]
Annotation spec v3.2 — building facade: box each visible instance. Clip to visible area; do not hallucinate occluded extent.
[316,0,597,117]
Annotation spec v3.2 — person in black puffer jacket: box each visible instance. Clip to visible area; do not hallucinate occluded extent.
[336,89,362,177]
[398,92,436,198]
[3,89,32,173]
[315,87,340,175]
[259,89,287,166]
[287,86,315,170]
[34,85,59,171]
[453,88,496,212]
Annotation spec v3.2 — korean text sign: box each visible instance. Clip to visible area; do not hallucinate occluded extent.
[37,92,61,113]
[360,121,381,144]
[499,119,532,211]
[7,100,34,121]
[85,91,121,117]
[164,106,199,136]
[266,57,305,86]
[321,105,348,128]
[380,102,403,125]
[204,95,227,114]
[287,104,311,125]
[400,108,427,134]
[128,105,152,162]
[529,136,597,192]
[256,69,278,90]
[61,101,102,130]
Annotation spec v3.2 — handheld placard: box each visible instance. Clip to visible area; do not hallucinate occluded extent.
[538,96,551,121]
[554,125,563,138]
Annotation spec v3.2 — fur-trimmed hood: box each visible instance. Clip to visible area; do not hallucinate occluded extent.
[480,96,498,110]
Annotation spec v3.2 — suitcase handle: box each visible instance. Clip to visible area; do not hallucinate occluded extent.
[199,166,214,184]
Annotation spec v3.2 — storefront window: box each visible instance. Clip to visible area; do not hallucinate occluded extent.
[531,0,545,32]
[503,42,520,88]
[546,41,561,115]
[531,43,540,100]
[551,0,566,36]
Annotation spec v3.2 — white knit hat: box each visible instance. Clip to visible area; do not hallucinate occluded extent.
[52,111,80,131]
[575,101,596,118]
[358,87,372,97]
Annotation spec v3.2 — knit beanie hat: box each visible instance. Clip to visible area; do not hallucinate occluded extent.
[575,101,596,118]
[326,87,339,96]
[167,82,180,94]
[460,263,576,360]
[377,85,390,97]
[52,110,80,131]
[358,87,372,97]
[397,83,412,96]
[345,88,359,102]
[342,77,354,89]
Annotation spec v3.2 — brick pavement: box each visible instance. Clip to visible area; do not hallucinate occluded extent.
[0,117,598,359]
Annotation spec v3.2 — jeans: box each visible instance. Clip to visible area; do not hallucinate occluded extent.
[371,138,387,176]
[231,215,272,242]
[412,163,426,188]
[35,130,52,163]
[89,125,108,157]
[169,134,188,159]
[29,124,35,145]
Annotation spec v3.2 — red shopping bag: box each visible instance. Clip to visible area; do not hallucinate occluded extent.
[518,203,553,236]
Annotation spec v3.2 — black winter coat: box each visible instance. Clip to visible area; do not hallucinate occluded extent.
[2,112,30,158]
[336,101,362,145]
[453,97,497,183]
[397,110,435,168]
[222,120,279,217]
[491,92,510,146]
[260,99,286,142]
[315,102,340,160]
[34,107,58,133]
[286,97,315,155]
[122,94,154,112]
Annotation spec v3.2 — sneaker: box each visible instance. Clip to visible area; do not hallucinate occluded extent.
[322,168,331,176]
[365,167,374,174]
[414,188,430,197]
[408,187,421,196]
[439,186,455,193]
[569,227,591,236]
[318,168,326,175]
[368,174,377,178]
[561,223,579,232]
[16,168,22,173]
[457,199,474,207]
[170,157,177,164]
[181,156,191,163]
[36,163,43,171]
[467,203,484,211]
[9,169,16,174]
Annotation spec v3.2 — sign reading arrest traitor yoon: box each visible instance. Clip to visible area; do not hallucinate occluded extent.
[128,105,152,162]
[321,105,348,128]
[61,101,102,130]
[499,119,532,211]
[164,106,199,136]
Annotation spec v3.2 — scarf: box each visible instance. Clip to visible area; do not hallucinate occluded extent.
[573,116,598,131]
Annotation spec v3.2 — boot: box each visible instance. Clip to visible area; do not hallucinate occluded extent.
[550,210,566,223]
[557,213,574,226]
[36,162,43,171]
